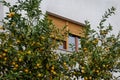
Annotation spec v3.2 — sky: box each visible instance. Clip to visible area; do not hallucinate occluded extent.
[41,0,120,35]
[1,0,120,35]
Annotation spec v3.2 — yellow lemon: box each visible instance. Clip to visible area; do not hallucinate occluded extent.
[63,62,66,65]
[16,40,20,44]
[93,38,98,44]
[83,48,87,51]
[18,58,22,62]
[81,67,85,70]
[84,77,88,80]
[2,53,6,57]
[106,65,109,67]
[36,63,40,67]
[51,65,55,70]
[4,49,8,53]
[81,69,85,73]
[13,67,17,70]
[89,76,92,80]
[27,50,31,54]
[12,62,16,65]
[41,36,45,40]
[0,26,4,30]
[51,70,56,75]
[0,55,2,58]
[83,48,88,52]
[24,69,29,73]
[46,64,49,69]
[15,64,18,68]
[96,70,99,73]
[4,57,7,61]
[37,73,42,77]
[8,12,15,18]
[53,71,57,75]
[103,65,105,67]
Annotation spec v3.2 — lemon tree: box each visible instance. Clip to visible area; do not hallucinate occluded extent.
[68,7,120,80]
[0,0,120,80]
[0,0,68,79]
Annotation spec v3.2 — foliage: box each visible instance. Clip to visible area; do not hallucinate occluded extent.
[0,0,68,79]
[68,7,120,80]
[0,0,120,80]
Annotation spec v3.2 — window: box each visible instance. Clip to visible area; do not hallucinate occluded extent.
[68,34,81,51]
[51,38,67,50]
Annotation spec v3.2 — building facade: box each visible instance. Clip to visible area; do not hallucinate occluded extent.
[0,2,85,52]
[47,11,85,52]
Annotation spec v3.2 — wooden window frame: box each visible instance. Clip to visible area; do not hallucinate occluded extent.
[68,34,80,52]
